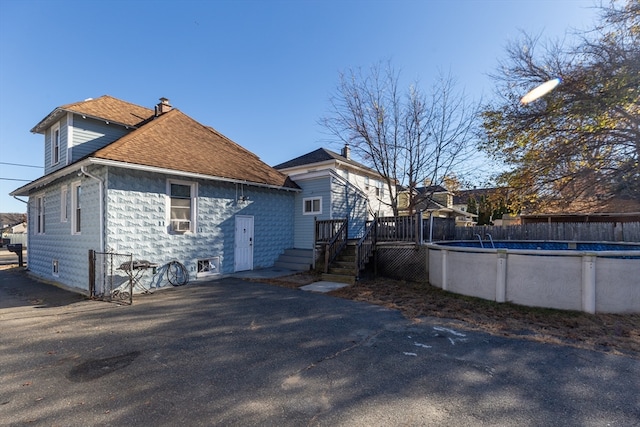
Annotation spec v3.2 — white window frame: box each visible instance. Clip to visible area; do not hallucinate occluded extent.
[35,194,45,234]
[60,186,68,222]
[303,197,322,215]
[197,257,220,278]
[51,123,60,165]
[71,181,81,234]
[167,179,197,233]
[364,176,370,192]
[52,259,59,277]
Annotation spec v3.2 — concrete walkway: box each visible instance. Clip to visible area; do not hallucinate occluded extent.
[230,267,349,293]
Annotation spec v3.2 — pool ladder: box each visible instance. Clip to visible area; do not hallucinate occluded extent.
[474,233,496,249]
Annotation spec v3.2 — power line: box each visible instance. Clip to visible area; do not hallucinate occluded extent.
[0,177,32,182]
[0,162,42,168]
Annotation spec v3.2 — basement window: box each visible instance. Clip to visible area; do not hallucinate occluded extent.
[197,257,220,278]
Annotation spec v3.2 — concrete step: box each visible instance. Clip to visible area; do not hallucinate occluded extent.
[274,261,310,271]
[321,273,355,285]
[274,248,313,272]
[278,255,311,264]
[283,248,313,258]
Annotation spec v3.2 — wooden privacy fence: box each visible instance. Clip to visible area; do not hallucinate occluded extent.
[456,221,640,242]
[315,217,639,248]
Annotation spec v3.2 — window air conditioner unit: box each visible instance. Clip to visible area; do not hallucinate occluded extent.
[171,220,191,232]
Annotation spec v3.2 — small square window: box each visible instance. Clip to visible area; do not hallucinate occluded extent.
[197,257,220,278]
[303,197,321,215]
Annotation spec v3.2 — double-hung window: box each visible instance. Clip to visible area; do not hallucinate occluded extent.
[35,195,45,234]
[168,181,196,233]
[71,181,81,234]
[51,123,60,165]
[303,197,322,215]
[60,186,68,222]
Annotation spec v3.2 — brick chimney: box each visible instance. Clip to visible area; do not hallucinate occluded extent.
[155,97,172,116]
[341,144,351,159]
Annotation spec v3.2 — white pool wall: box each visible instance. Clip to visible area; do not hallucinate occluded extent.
[427,243,640,314]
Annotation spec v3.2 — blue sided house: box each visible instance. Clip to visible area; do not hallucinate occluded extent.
[11,96,300,294]
[274,146,395,251]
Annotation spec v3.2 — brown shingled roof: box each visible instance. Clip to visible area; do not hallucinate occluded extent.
[93,109,297,189]
[31,95,154,133]
[60,95,154,127]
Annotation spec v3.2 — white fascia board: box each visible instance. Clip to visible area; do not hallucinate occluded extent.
[277,159,336,175]
[288,169,333,181]
[31,109,139,134]
[10,160,89,196]
[89,158,301,192]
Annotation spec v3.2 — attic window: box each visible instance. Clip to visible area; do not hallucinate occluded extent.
[51,123,60,165]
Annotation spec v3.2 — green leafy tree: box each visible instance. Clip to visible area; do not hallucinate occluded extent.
[480,0,639,213]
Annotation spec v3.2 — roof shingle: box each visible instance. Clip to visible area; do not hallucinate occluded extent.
[31,95,154,133]
[94,109,297,189]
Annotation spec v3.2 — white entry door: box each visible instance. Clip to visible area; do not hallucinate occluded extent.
[234,215,254,272]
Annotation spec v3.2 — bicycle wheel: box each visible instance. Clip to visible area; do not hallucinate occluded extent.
[166,261,189,286]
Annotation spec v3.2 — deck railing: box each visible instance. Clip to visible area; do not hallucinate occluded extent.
[316,219,348,242]
[376,214,421,243]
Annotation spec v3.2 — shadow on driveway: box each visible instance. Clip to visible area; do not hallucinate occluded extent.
[0,267,87,310]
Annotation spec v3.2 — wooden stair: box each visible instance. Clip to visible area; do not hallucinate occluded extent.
[321,244,359,284]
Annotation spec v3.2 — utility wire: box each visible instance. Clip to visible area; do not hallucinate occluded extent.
[0,162,42,168]
[0,177,32,182]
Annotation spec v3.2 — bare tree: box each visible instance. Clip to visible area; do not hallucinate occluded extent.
[321,62,480,215]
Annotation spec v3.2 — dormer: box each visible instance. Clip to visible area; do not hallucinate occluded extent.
[31,95,155,174]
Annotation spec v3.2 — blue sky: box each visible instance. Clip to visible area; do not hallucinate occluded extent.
[0,0,598,213]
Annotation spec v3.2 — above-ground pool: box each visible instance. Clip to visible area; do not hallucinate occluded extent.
[427,240,640,314]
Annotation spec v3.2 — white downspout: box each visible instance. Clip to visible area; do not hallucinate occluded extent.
[80,166,104,252]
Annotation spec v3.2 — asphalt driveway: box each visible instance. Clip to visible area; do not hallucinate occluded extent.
[1,268,638,426]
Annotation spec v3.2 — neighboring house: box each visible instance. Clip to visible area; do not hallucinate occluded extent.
[398,183,476,225]
[274,145,395,250]
[8,222,27,234]
[11,96,299,293]
[452,187,513,226]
